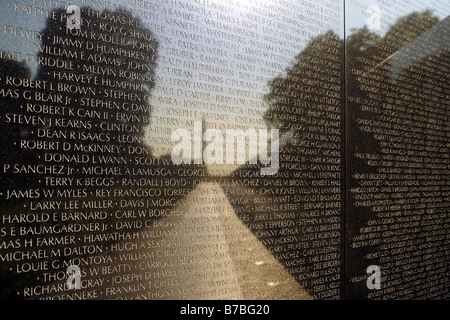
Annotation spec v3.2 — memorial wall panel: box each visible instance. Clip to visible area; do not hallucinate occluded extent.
[345,1,449,300]
[0,0,448,300]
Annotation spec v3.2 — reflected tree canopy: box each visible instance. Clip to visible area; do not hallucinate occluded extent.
[228,10,447,299]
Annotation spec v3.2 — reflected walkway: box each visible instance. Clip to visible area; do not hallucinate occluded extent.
[94,182,311,300]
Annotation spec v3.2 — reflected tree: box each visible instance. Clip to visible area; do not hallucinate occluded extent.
[35,7,159,172]
[345,12,448,299]
[0,59,35,189]
[0,7,202,299]
[226,10,446,300]
[264,31,344,136]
